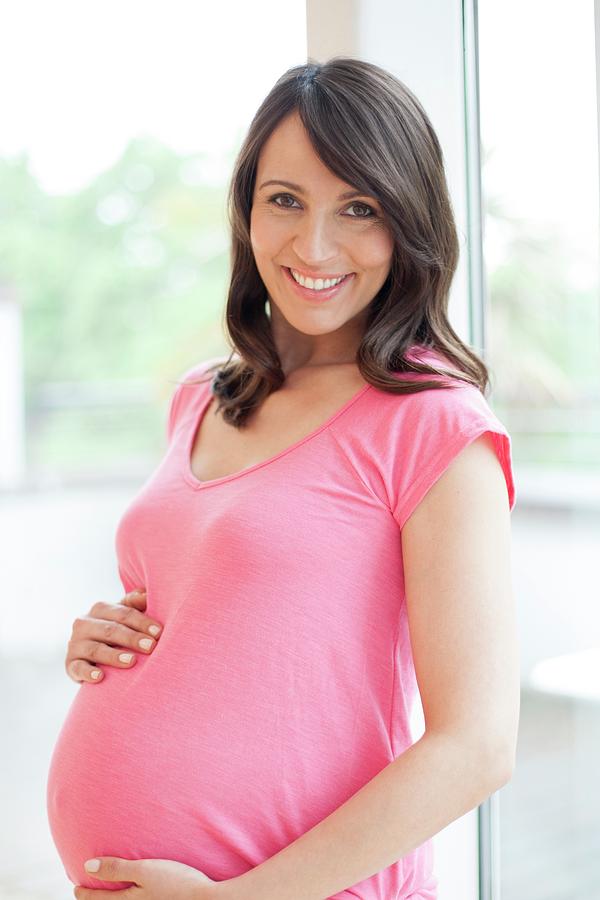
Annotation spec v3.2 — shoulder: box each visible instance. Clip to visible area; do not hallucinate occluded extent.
[365,342,501,434]
[349,361,516,528]
[364,363,495,448]
[175,354,230,386]
[166,355,228,441]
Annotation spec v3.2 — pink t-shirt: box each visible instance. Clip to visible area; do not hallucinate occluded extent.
[46,344,516,899]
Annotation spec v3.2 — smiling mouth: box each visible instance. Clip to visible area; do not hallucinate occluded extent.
[288,266,353,282]
[284,266,354,286]
[281,265,356,302]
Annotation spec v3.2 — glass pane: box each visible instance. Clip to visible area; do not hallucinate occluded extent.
[478,1,600,897]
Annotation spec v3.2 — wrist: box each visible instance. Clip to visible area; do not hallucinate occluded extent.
[210,872,253,900]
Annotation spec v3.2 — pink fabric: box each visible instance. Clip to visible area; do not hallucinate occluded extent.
[46,344,516,899]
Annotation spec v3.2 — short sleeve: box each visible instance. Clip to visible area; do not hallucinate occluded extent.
[165,356,224,444]
[388,382,516,530]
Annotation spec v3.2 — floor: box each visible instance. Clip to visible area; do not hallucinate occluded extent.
[500,690,600,900]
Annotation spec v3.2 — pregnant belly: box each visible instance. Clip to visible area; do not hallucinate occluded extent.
[46,654,253,892]
[45,627,399,896]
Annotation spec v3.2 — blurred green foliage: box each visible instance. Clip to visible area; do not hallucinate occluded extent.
[0,136,231,392]
[0,137,236,479]
[483,172,600,470]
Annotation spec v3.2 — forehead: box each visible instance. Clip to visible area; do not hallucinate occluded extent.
[255,112,355,192]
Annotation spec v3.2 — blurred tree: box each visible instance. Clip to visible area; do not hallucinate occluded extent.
[0,137,231,396]
[482,145,600,468]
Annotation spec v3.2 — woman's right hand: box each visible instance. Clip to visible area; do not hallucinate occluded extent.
[65,589,164,684]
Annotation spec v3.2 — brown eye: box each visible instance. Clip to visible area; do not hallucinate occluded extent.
[270,193,300,209]
[346,202,376,219]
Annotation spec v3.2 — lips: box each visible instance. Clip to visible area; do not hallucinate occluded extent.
[288,267,351,283]
[281,265,355,302]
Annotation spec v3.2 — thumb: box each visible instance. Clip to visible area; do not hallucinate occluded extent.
[83,857,141,883]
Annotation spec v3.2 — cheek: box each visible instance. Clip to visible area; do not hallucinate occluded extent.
[354,230,394,273]
[250,209,286,256]
[249,213,263,254]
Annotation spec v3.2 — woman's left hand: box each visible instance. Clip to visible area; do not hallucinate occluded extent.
[73,856,228,900]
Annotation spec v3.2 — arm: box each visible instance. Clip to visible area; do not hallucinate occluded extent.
[220,432,520,900]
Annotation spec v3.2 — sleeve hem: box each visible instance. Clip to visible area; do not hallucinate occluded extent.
[392,423,516,530]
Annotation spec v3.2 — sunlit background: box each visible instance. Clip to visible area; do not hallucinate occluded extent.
[1,1,599,898]
[478,3,600,898]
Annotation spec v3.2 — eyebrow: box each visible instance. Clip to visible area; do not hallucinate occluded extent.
[258,179,370,201]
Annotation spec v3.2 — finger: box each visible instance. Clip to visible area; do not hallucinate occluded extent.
[66,629,155,678]
[65,595,162,684]
[83,856,140,884]
[120,589,147,610]
[65,658,105,684]
[89,599,162,639]
[74,884,136,899]
[68,639,140,673]
[73,615,160,654]
[65,642,142,680]
[114,599,162,638]
[64,627,157,683]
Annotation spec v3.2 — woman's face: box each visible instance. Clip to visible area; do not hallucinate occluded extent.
[250,111,394,347]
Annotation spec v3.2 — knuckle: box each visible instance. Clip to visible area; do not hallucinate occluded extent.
[102,621,116,640]
[89,601,106,617]
[116,604,134,624]
[84,641,99,661]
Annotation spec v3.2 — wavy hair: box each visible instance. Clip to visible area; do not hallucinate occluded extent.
[190,56,492,427]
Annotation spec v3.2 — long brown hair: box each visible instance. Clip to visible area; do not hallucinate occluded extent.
[190,56,491,427]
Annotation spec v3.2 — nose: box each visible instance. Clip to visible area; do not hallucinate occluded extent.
[291,210,341,269]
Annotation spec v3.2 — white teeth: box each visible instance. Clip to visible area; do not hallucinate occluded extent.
[289,268,346,290]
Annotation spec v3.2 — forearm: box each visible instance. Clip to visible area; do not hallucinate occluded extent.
[220,731,510,900]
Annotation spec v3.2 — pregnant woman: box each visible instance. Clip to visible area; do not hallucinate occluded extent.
[47,57,520,900]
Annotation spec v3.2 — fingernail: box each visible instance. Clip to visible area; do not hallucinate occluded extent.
[84,859,101,872]
[119,653,134,663]
[148,625,161,636]
[90,669,101,680]
[139,638,153,650]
